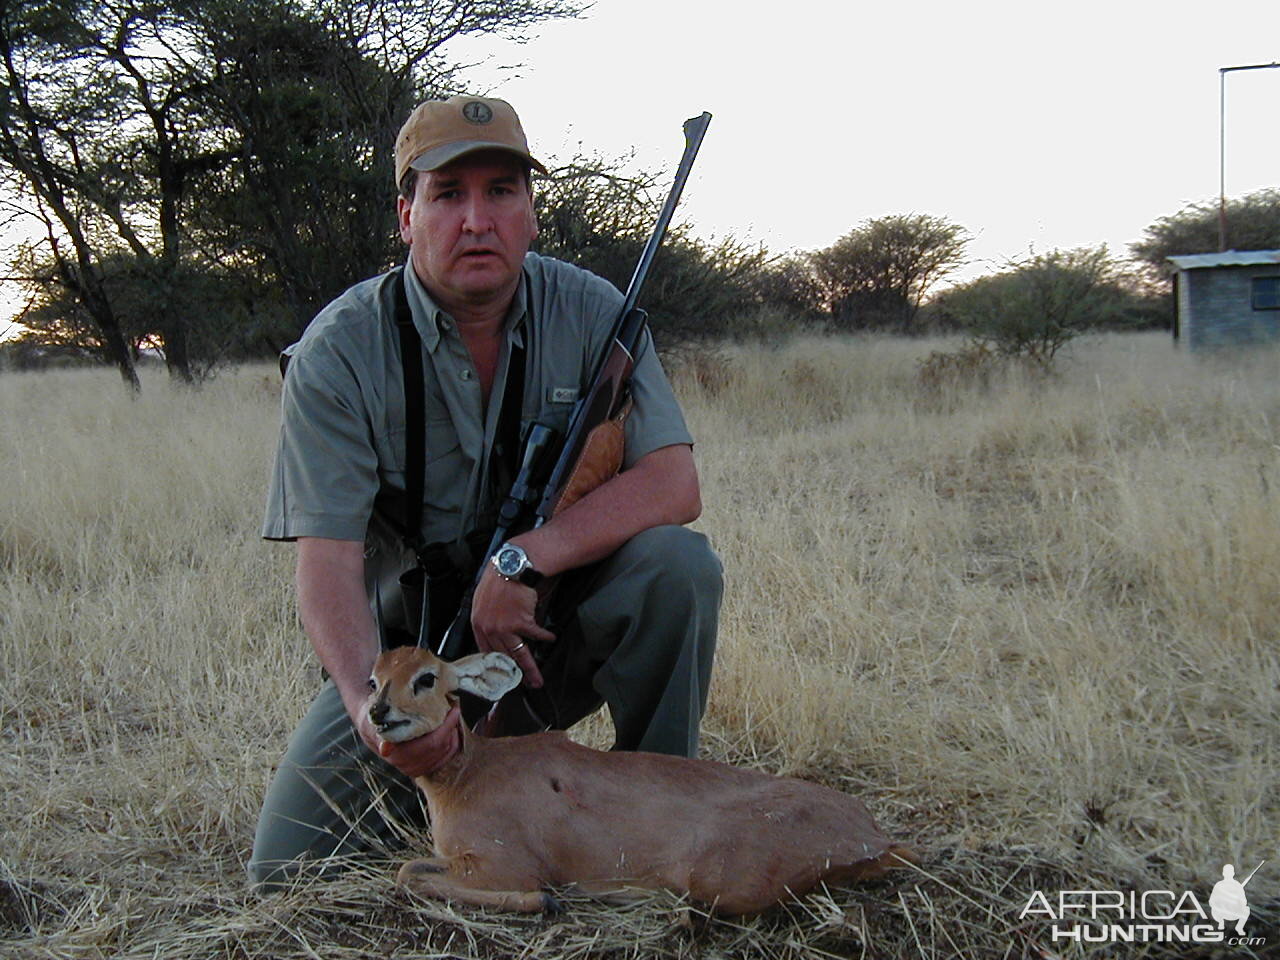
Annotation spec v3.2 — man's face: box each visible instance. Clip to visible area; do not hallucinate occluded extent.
[398,151,538,314]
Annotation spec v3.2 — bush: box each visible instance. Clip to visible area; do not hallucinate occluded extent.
[532,158,771,345]
[930,247,1150,369]
[916,340,1004,392]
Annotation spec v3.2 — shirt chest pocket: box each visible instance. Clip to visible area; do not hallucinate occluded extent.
[530,385,582,440]
[378,418,467,511]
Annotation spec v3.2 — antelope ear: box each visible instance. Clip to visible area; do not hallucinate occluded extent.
[448,652,523,702]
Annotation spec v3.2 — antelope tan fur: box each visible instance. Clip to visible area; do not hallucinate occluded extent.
[366,646,912,915]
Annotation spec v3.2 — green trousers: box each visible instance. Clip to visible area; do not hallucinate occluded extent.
[248,526,722,891]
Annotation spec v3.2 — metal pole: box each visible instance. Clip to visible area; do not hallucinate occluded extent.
[1217,61,1279,252]
[1218,68,1227,252]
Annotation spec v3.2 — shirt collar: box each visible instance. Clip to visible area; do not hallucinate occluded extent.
[401,256,529,353]
[401,257,443,353]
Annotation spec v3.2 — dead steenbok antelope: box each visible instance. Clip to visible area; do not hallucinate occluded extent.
[366,646,913,915]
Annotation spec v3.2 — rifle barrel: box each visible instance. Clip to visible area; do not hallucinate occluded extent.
[618,112,712,324]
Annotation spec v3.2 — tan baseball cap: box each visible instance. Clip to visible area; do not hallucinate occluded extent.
[394,95,547,187]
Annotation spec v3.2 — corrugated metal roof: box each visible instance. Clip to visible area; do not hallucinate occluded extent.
[1167,250,1280,270]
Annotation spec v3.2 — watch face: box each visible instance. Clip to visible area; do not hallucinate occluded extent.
[495,547,523,577]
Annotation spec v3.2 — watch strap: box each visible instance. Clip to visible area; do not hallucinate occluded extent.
[493,544,543,587]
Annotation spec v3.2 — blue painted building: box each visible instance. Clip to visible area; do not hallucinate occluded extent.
[1168,250,1280,350]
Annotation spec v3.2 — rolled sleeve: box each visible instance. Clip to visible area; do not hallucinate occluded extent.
[262,344,380,542]
[526,255,694,470]
[621,326,694,468]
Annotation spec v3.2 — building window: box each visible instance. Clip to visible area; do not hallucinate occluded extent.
[1253,276,1280,310]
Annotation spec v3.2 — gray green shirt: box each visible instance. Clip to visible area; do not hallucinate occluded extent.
[262,253,692,576]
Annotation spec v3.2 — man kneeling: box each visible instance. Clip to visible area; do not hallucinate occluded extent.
[249,95,721,891]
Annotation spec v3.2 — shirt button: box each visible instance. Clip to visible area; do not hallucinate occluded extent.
[440,319,452,332]
[460,368,474,381]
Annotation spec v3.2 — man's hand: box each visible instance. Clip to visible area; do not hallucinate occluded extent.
[463,445,699,689]
[470,564,551,688]
[355,702,463,779]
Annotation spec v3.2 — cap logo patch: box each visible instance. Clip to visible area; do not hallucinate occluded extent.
[461,101,493,124]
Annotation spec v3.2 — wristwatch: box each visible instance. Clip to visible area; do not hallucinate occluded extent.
[491,543,544,587]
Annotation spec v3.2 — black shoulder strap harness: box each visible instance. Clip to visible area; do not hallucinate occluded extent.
[393,269,428,557]
[392,266,526,562]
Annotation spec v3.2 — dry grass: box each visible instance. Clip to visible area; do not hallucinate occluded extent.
[2,332,1277,958]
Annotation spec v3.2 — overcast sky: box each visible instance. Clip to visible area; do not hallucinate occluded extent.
[3,0,1277,331]
[451,0,1280,281]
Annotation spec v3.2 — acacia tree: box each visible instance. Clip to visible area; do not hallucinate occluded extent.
[0,0,150,387]
[805,214,969,332]
[1131,189,1280,281]
[0,0,583,387]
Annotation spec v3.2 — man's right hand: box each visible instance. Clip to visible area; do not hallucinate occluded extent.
[355,703,463,779]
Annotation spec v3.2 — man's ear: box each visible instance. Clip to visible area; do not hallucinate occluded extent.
[527,201,539,243]
[397,193,413,245]
[448,652,523,702]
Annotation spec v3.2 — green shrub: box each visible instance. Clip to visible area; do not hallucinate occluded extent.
[931,246,1148,369]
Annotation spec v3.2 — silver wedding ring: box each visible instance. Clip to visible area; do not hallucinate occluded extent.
[511,641,526,653]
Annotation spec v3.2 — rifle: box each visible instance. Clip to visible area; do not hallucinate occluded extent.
[435,110,712,662]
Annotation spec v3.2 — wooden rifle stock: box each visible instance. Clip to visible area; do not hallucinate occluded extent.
[436,112,711,662]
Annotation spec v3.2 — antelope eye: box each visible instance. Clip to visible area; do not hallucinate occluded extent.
[413,672,436,694]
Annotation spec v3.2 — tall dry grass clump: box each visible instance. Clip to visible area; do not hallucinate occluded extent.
[2,333,1277,958]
